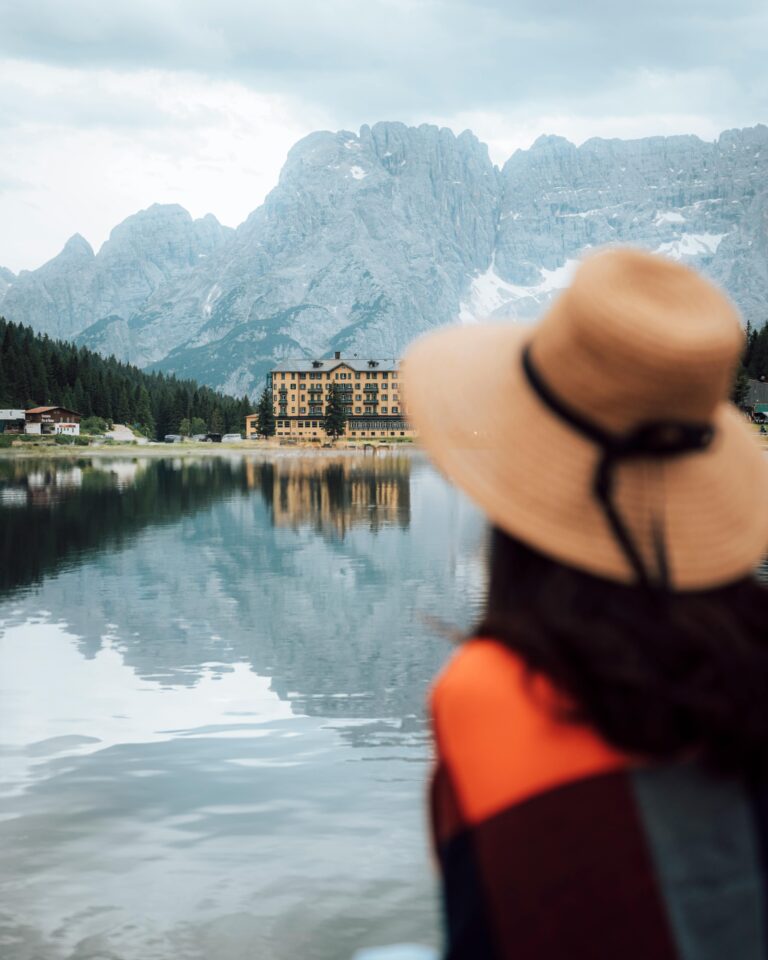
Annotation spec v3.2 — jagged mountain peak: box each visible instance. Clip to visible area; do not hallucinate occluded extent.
[2,203,230,342]
[99,203,226,255]
[3,120,768,395]
[529,133,575,150]
[61,233,95,258]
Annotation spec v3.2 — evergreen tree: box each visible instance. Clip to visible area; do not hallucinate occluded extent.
[210,407,225,434]
[732,365,751,406]
[72,378,87,415]
[324,383,347,439]
[116,385,132,424]
[190,416,207,436]
[255,388,275,437]
[135,386,155,437]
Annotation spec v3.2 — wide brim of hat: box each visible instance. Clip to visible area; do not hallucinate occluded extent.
[404,323,768,589]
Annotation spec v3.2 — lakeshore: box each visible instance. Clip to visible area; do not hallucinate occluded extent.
[0,438,418,460]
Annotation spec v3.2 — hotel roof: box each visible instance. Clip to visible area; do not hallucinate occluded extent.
[271,357,400,373]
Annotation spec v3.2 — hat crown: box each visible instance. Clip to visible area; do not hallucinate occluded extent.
[531,249,743,433]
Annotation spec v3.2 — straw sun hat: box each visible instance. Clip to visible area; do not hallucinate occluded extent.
[403,248,768,590]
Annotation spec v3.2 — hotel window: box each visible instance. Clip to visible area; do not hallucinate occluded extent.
[355,394,361,401]
[365,406,372,413]
[382,407,388,413]
[290,383,297,389]
[281,372,286,379]
[382,383,388,390]
[300,408,306,414]
[355,372,361,379]
[299,373,306,379]
[291,372,296,379]
[392,406,399,413]
[400,432,405,436]
[392,373,398,379]
[382,372,388,379]
[355,407,361,413]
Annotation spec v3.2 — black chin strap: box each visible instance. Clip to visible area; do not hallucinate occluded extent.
[521,346,715,590]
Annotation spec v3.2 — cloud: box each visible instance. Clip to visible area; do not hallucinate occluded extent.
[0,59,329,271]
[1,0,766,117]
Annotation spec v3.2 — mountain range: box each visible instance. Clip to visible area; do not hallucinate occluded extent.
[2,121,767,394]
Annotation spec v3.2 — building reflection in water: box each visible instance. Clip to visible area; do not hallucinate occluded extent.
[245,454,411,535]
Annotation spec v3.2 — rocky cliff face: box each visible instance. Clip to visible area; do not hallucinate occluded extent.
[80,122,500,393]
[1,205,232,341]
[469,125,768,323]
[3,122,767,393]
[0,266,15,301]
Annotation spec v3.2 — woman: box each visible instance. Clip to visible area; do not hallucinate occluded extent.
[403,248,768,959]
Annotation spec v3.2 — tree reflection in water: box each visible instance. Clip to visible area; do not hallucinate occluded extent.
[0,453,413,596]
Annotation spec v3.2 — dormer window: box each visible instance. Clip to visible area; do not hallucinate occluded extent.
[367,360,379,368]
[312,360,322,368]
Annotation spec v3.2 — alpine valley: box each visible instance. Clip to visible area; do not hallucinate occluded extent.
[2,121,767,394]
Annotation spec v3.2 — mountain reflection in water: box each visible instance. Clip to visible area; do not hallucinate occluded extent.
[0,452,485,960]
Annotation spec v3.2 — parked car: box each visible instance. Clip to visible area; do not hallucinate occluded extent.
[163,434,183,443]
[221,433,243,443]
[754,413,768,424]
[191,434,208,441]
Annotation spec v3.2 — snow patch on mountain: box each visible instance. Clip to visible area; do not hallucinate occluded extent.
[655,233,727,259]
[459,257,579,323]
[654,211,687,226]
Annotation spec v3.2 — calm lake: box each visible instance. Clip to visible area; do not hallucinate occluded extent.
[0,452,485,960]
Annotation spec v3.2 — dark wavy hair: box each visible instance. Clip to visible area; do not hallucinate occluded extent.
[475,527,768,777]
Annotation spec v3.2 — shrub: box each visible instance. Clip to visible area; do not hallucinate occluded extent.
[54,434,76,445]
[75,436,90,446]
[0,434,13,448]
[80,416,109,435]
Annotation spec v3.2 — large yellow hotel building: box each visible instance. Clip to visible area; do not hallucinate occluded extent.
[245,352,416,441]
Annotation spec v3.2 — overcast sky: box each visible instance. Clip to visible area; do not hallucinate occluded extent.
[2,0,767,272]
